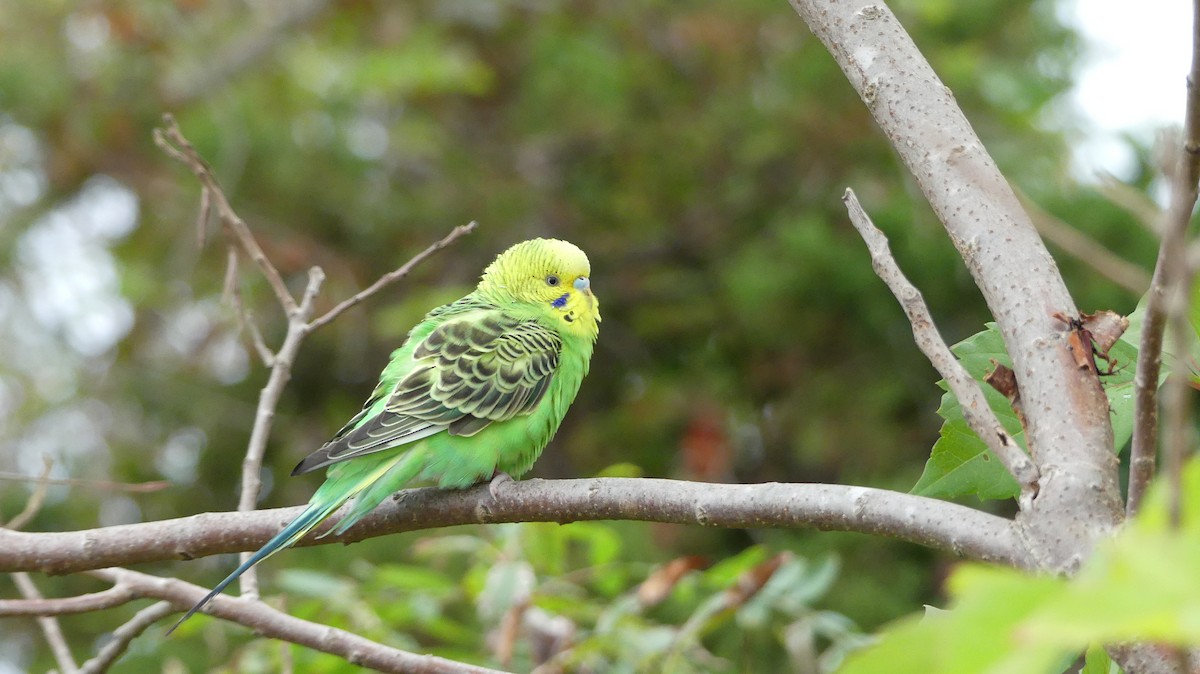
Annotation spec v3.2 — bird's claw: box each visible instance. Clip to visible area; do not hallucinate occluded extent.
[489,471,514,500]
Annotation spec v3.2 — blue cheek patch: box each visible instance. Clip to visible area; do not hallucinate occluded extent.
[551,293,570,309]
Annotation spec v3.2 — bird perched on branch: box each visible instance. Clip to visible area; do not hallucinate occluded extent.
[170,238,600,632]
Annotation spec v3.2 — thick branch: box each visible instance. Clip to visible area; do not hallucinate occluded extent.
[843,189,1040,502]
[788,0,1122,570]
[0,478,1029,574]
[83,568,508,674]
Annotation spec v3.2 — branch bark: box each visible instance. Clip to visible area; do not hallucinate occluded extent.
[82,568,509,674]
[0,477,1029,575]
[1128,0,1200,518]
[843,188,1039,504]
[787,0,1122,572]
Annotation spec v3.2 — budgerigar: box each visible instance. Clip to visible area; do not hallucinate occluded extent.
[170,238,599,632]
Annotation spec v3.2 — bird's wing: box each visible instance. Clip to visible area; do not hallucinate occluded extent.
[292,310,562,474]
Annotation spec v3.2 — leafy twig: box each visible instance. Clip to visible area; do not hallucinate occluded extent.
[843,189,1040,505]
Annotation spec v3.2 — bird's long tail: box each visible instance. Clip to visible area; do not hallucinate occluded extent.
[166,448,424,635]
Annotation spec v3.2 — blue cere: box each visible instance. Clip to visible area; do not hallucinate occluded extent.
[552,293,569,309]
[573,276,590,292]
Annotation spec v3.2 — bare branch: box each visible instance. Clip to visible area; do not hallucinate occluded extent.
[0,472,169,494]
[12,573,79,673]
[1017,191,1150,295]
[0,477,1029,574]
[1129,0,1200,517]
[788,0,1122,571]
[0,585,136,616]
[154,113,299,317]
[78,601,175,674]
[1096,173,1162,234]
[843,189,1040,504]
[4,456,54,530]
[307,221,479,333]
[84,568,509,674]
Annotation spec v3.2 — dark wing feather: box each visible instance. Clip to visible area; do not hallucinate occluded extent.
[292,311,562,475]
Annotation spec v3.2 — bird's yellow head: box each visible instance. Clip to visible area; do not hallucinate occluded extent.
[478,238,600,340]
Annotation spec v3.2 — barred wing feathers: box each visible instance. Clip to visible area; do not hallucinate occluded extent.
[292,311,562,475]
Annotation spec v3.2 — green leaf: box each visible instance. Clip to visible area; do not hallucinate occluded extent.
[1081,643,1120,674]
[844,458,1200,674]
[914,319,1148,502]
[911,324,1024,500]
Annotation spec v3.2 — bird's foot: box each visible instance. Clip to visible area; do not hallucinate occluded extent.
[488,471,514,500]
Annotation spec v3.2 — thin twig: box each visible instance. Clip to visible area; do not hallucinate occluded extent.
[0,585,137,616]
[233,266,326,599]
[84,568,509,674]
[5,459,78,671]
[78,602,175,674]
[843,189,1040,505]
[1018,191,1150,295]
[1128,0,1200,517]
[1096,173,1162,234]
[224,245,276,366]
[154,114,300,317]
[13,573,79,673]
[307,221,479,332]
[4,456,54,530]
[0,472,169,493]
[196,185,212,248]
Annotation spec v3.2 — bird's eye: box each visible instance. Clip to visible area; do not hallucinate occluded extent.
[546,274,561,287]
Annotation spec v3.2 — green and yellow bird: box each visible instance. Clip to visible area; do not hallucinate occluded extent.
[171,238,599,631]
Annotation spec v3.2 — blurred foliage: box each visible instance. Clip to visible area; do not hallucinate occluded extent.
[843,457,1200,674]
[160,526,866,673]
[0,0,1163,671]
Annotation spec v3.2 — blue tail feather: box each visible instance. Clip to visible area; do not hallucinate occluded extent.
[167,450,414,635]
[165,501,333,635]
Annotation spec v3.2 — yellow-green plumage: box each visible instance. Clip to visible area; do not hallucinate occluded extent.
[170,238,599,632]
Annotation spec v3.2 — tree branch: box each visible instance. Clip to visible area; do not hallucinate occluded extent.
[788,0,1122,571]
[843,189,1040,504]
[0,584,136,616]
[154,113,299,317]
[81,568,509,674]
[1017,190,1150,295]
[1129,0,1200,519]
[12,573,79,673]
[0,478,1029,574]
[78,601,175,674]
[307,220,479,333]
